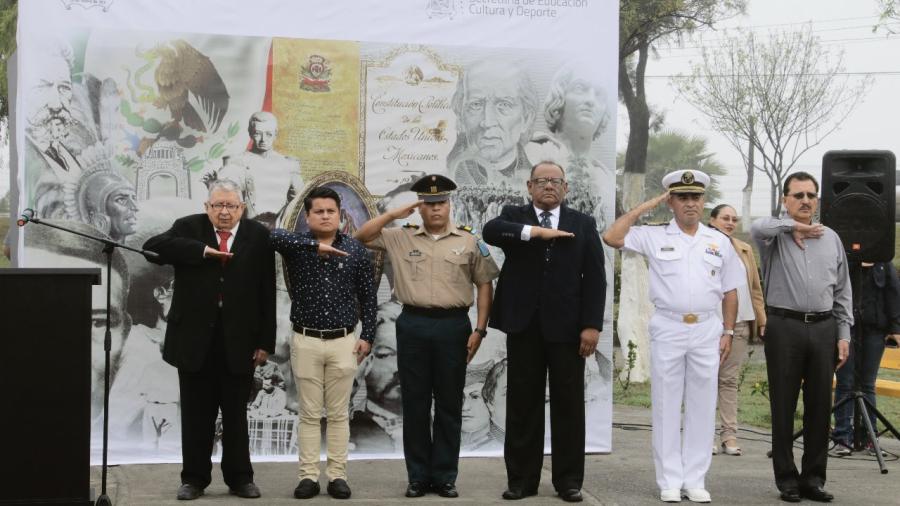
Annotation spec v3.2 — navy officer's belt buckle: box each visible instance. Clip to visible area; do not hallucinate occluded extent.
[682,313,699,324]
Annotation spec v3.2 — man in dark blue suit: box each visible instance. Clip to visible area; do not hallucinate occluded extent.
[144,179,276,500]
[483,161,606,503]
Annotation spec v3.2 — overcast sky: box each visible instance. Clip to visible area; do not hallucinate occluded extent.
[616,0,900,215]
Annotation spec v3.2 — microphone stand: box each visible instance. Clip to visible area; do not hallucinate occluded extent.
[22,216,158,506]
[787,262,900,473]
[829,262,900,474]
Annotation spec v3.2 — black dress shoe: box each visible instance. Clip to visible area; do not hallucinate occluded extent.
[433,483,459,498]
[294,479,321,499]
[176,483,204,501]
[406,481,429,498]
[559,489,583,502]
[229,482,261,498]
[800,485,834,502]
[327,479,352,499]
[779,488,801,503]
[503,488,538,500]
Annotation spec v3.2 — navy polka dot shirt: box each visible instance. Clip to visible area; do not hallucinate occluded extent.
[271,229,377,342]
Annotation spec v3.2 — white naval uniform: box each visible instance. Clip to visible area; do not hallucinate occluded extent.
[623,220,745,491]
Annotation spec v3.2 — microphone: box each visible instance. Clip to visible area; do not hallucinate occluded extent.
[16,209,35,227]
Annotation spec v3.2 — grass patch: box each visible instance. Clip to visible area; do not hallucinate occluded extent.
[614,361,900,438]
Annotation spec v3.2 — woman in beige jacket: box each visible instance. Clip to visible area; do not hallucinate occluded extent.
[709,204,767,455]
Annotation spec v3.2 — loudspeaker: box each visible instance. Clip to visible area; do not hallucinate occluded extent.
[821,150,896,262]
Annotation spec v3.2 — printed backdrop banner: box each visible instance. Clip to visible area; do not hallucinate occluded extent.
[14,0,618,464]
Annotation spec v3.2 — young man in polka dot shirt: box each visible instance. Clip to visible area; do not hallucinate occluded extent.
[271,186,377,500]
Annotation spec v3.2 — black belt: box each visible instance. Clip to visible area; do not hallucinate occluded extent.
[402,305,468,318]
[766,307,832,324]
[292,324,354,339]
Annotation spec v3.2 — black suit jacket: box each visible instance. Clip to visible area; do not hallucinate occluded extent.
[483,203,606,341]
[144,214,276,374]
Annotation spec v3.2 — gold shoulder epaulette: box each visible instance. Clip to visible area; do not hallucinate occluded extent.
[458,225,491,257]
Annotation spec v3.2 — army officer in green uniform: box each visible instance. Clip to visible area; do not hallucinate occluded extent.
[355,174,499,499]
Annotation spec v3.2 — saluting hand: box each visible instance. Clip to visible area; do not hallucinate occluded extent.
[203,246,233,260]
[532,227,575,241]
[791,222,824,250]
[649,191,670,208]
[466,331,483,363]
[318,243,349,257]
[579,328,600,358]
[390,200,424,220]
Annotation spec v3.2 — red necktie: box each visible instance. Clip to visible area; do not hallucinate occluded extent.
[216,230,232,265]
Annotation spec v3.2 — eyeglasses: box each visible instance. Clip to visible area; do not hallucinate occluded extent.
[789,192,818,201]
[531,177,566,187]
[718,216,740,223]
[208,202,242,212]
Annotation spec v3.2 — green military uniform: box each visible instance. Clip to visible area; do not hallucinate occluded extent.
[364,174,499,490]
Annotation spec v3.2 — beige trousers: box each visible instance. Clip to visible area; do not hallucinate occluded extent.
[716,321,750,444]
[291,332,358,481]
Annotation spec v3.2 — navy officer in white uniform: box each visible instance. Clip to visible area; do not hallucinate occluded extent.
[603,170,745,503]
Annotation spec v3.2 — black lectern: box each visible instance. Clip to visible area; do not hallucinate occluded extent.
[0,268,100,506]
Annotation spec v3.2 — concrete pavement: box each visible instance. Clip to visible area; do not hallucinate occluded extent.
[90,405,899,505]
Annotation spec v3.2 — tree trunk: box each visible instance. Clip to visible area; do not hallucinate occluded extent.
[616,252,652,383]
[619,37,650,207]
[770,184,777,217]
[617,37,653,383]
[741,126,754,232]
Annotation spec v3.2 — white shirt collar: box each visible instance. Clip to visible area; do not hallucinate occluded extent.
[533,204,560,220]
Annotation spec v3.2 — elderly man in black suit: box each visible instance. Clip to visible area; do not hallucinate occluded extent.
[483,161,606,503]
[144,179,276,500]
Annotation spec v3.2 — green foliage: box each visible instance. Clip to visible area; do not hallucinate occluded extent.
[619,0,746,59]
[737,347,754,392]
[617,129,727,221]
[875,0,900,32]
[0,0,17,119]
[750,379,769,401]
[615,340,639,392]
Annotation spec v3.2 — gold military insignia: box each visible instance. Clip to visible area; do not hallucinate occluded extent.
[681,171,695,185]
[402,223,420,229]
[431,185,437,192]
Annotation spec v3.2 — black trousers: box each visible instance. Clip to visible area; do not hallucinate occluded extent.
[178,321,253,489]
[396,310,470,485]
[505,313,585,492]
[765,314,837,491]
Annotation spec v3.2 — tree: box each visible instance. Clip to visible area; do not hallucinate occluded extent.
[618,0,744,210]
[875,0,900,31]
[0,0,17,119]
[617,129,726,222]
[675,27,870,217]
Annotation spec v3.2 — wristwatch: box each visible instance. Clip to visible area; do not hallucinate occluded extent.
[474,328,488,338]
[723,329,735,336]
